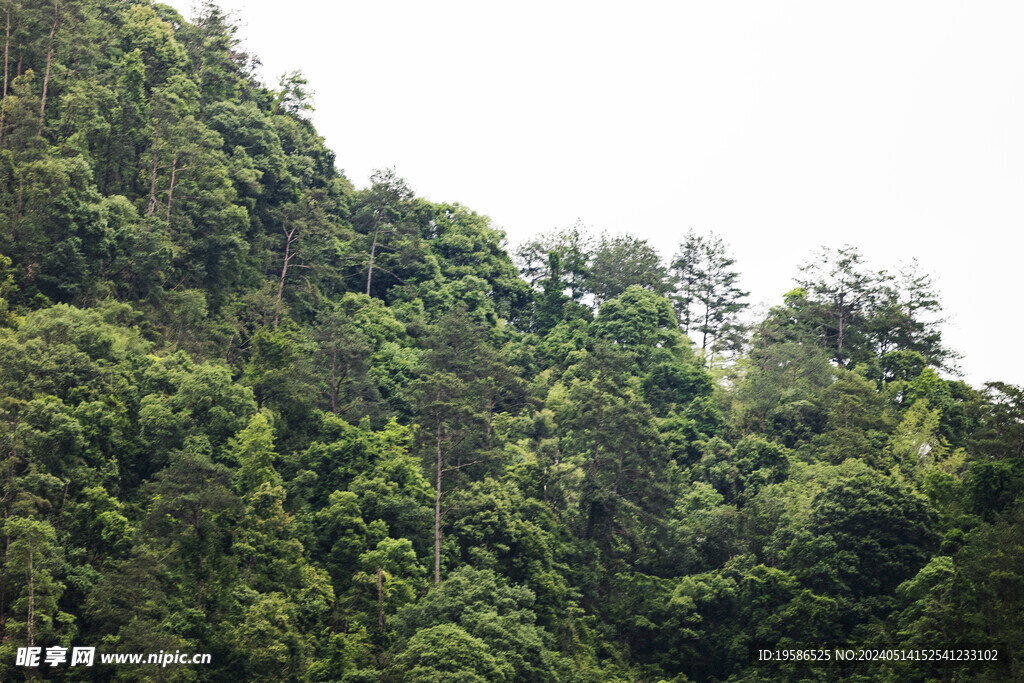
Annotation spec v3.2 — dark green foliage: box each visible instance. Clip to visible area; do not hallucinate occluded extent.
[800,469,939,601]
[670,229,748,361]
[389,566,564,681]
[0,3,1016,681]
[586,233,669,305]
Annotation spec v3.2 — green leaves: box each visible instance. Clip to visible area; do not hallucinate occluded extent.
[391,567,559,682]
[0,2,1018,680]
[671,230,748,361]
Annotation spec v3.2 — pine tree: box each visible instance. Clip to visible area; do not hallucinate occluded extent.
[671,230,748,363]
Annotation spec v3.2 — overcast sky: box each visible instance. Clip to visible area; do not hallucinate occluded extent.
[168,0,1024,387]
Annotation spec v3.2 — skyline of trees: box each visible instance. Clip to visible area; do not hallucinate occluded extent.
[0,2,1018,681]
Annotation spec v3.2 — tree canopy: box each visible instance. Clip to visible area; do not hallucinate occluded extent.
[0,2,1017,681]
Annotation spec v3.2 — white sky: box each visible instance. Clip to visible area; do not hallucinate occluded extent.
[168,0,1024,388]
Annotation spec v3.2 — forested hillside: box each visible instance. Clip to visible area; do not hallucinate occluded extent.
[0,2,1021,681]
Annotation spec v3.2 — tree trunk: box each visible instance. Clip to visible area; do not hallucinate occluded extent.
[377,565,384,630]
[612,449,624,495]
[837,291,846,361]
[38,0,59,137]
[0,531,7,637]
[434,416,442,586]
[165,153,178,222]
[366,223,379,296]
[26,548,34,646]
[274,226,297,326]
[146,140,160,217]
[0,3,11,148]
[194,512,203,609]
[485,394,494,453]
[329,349,339,414]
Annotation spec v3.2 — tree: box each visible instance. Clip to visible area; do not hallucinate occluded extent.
[890,510,1024,681]
[794,245,879,367]
[311,303,379,421]
[427,203,532,324]
[793,468,939,607]
[182,2,254,107]
[390,624,507,682]
[0,0,12,149]
[390,566,560,681]
[272,70,314,117]
[143,438,241,611]
[555,342,668,566]
[671,230,748,362]
[586,233,669,305]
[532,251,570,333]
[870,259,953,372]
[351,537,426,632]
[228,592,308,681]
[356,167,414,298]
[409,310,489,585]
[515,221,591,304]
[593,284,681,354]
[36,0,58,137]
[227,410,282,496]
[2,515,67,648]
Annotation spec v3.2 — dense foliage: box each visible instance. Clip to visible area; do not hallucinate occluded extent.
[0,2,1020,681]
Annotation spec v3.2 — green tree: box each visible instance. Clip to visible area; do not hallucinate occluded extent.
[671,229,748,361]
[354,167,415,298]
[515,221,591,304]
[1,515,67,648]
[586,233,669,305]
[391,566,561,681]
[143,439,241,614]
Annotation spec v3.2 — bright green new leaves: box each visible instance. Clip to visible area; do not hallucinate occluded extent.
[229,411,283,496]
[593,285,680,353]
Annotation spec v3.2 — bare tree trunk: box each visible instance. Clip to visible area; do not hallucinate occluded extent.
[274,226,298,326]
[329,349,339,414]
[0,531,7,637]
[434,416,442,586]
[146,140,160,217]
[1,425,17,639]
[165,153,178,222]
[702,299,711,351]
[0,3,11,148]
[38,0,59,137]
[485,395,494,453]
[377,565,384,630]
[26,549,34,646]
[194,513,203,609]
[837,292,846,361]
[366,223,379,296]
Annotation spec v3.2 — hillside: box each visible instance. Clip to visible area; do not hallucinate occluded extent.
[0,2,1020,681]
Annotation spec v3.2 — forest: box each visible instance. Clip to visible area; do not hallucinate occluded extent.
[0,1,1021,681]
